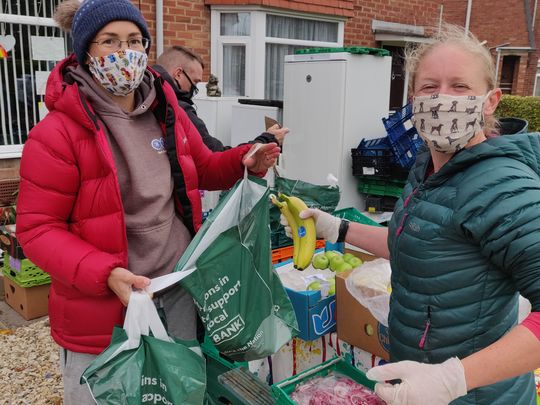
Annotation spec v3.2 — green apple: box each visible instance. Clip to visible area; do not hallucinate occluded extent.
[324,250,341,261]
[342,253,356,263]
[327,278,336,295]
[329,255,345,271]
[347,257,364,268]
[307,281,321,291]
[312,254,330,269]
[334,261,353,273]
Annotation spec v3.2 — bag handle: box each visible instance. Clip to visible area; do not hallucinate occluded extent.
[107,291,172,360]
[243,142,264,179]
[124,291,170,342]
[146,267,196,294]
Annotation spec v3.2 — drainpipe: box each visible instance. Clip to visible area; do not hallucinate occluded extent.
[156,0,164,57]
[533,0,538,30]
[465,0,473,33]
[438,4,444,33]
[524,0,537,49]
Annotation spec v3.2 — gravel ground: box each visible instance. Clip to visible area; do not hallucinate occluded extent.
[0,318,63,405]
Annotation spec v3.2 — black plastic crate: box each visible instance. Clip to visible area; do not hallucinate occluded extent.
[351,138,409,178]
[365,195,398,212]
[351,137,395,177]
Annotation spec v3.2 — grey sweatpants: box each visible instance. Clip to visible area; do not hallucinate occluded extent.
[60,286,196,405]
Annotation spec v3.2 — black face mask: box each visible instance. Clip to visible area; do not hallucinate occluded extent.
[176,69,199,100]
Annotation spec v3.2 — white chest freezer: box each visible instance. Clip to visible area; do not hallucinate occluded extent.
[281,52,392,210]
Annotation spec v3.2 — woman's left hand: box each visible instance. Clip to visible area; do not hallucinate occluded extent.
[242,143,281,173]
[366,357,467,404]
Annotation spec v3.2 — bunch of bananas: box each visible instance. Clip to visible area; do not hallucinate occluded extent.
[271,193,316,270]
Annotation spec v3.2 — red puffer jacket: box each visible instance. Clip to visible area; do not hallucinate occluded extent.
[16,55,252,354]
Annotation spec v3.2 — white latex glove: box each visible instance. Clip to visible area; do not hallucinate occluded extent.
[279,208,341,243]
[366,357,467,405]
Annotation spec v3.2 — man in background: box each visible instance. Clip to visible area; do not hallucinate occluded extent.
[154,45,288,151]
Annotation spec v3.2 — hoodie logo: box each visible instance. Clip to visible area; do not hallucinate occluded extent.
[151,137,166,154]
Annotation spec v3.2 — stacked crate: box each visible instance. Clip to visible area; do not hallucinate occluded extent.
[351,104,424,212]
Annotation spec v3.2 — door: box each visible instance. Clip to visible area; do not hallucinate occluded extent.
[384,46,406,110]
[282,59,346,185]
[500,55,519,94]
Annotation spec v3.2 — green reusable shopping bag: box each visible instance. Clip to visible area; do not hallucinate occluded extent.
[269,170,341,248]
[81,292,206,405]
[177,174,298,362]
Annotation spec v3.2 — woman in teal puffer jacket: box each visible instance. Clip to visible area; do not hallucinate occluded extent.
[290,24,540,404]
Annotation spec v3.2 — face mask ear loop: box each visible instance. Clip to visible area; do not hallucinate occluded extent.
[481,90,492,128]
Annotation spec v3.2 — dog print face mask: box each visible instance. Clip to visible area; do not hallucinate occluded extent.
[412,93,489,153]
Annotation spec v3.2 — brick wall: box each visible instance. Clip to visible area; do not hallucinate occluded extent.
[137,0,211,72]
[136,0,539,94]
[204,0,354,17]
[344,0,441,47]
[441,0,539,96]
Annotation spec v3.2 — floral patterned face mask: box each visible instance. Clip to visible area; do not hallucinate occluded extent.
[412,92,489,153]
[87,49,148,96]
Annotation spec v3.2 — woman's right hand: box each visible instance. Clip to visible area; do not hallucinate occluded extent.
[280,208,342,243]
[107,267,151,306]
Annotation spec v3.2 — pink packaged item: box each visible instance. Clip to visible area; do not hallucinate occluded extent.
[290,372,386,405]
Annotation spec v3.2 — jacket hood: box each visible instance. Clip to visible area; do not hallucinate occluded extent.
[45,54,97,132]
[413,133,540,187]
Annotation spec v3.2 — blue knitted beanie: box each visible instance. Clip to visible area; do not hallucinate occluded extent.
[71,0,151,64]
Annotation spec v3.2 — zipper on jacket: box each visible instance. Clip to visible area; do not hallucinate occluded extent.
[403,187,418,208]
[419,305,431,349]
[395,187,418,237]
[395,212,409,236]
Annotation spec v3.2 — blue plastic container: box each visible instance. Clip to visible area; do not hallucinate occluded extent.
[382,103,424,168]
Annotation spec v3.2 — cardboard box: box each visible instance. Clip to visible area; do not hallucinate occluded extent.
[336,269,390,360]
[0,224,25,260]
[0,273,4,300]
[285,287,336,341]
[275,250,337,341]
[3,277,49,320]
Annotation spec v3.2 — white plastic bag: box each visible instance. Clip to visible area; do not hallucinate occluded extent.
[345,258,391,327]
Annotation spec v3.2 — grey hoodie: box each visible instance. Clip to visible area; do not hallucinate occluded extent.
[66,66,192,279]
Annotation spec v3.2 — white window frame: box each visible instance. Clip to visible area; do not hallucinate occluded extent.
[217,37,252,96]
[210,6,345,99]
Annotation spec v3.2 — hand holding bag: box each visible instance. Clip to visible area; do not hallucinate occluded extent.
[81,291,206,405]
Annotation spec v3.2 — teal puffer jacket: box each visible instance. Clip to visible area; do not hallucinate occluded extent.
[388,133,540,404]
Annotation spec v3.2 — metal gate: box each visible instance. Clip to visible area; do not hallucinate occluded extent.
[0,0,70,158]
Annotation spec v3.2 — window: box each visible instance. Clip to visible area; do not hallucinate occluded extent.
[211,8,344,100]
[223,44,246,96]
[0,1,70,157]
